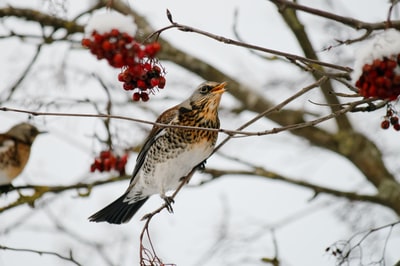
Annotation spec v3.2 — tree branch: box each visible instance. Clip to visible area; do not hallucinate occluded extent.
[270,0,400,31]
[272,1,353,131]
[202,167,390,208]
[0,244,82,266]
[0,175,130,213]
[0,6,84,34]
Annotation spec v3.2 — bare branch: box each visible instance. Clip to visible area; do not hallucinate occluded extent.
[0,175,129,213]
[0,244,82,266]
[202,167,390,208]
[214,76,328,152]
[327,220,400,265]
[2,44,42,101]
[0,6,84,34]
[149,15,352,73]
[270,0,400,31]
[0,97,365,138]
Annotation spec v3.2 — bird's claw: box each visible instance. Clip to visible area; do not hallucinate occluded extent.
[0,184,14,194]
[162,196,175,213]
[195,159,207,171]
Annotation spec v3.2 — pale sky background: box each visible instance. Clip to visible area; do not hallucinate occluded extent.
[1,0,400,265]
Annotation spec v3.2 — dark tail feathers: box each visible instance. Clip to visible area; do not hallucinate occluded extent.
[89,194,148,224]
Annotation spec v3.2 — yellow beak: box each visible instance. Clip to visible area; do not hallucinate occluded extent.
[211,82,227,94]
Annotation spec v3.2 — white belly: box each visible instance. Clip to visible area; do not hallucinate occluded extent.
[137,143,213,197]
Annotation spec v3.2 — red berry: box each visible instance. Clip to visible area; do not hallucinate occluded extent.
[152,42,161,53]
[122,33,133,43]
[143,63,152,72]
[390,116,399,125]
[158,76,166,88]
[369,69,378,80]
[384,70,394,79]
[137,79,147,89]
[101,41,110,51]
[130,64,145,77]
[375,77,385,87]
[362,64,371,72]
[383,79,392,90]
[150,77,159,87]
[118,72,126,82]
[393,75,400,85]
[141,93,149,102]
[132,92,141,101]
[125,57,135,67]
[393,123,400,131]
[81,38,92,47]
[93,33,104,43]
[109,155,117,169]
[145,42,161,57]
[119,154,128,164]
[103,158,111,171]
[137,49,146,59]
[152,65,161,74]
[387,59,397,70]
[123,83,134,91]
[112,53,124,68]
[95,50,105,60]
[116,39,126,50]
[381,120,390,129]
[110,29,120,37]
[100,150,111,159]
[132,43,141,52]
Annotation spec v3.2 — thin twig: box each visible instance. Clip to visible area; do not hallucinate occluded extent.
[138,169,195,265]
[202,167,389,207]
[148,11,351,73]
[0,245,82,266]
[270,0,400,31]
[3,44,42,101]
[0,97,365,138]
[213,76,328,153]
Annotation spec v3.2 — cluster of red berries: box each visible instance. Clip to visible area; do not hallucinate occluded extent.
[356,54,400,100]
[381,106,400,131]
[82,29,166,101]
[90,150,128,176]
[118,62,166,102]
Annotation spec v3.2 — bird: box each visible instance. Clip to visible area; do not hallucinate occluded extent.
[89,81,227,224]
[0,123,45,191]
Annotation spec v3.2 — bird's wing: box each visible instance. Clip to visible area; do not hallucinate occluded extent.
[129,105,179,183]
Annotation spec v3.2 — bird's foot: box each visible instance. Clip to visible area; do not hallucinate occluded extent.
[161,195,175,213]
[195,159,207,172]
[0,184,14,194]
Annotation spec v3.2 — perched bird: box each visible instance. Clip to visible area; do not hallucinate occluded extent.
[89,81,227,224]
[0,123,45,190]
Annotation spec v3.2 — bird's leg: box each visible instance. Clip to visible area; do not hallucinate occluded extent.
[161,194,175,213]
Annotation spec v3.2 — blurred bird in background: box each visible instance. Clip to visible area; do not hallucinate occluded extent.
[89,81,226,224]
[0,122,45,192]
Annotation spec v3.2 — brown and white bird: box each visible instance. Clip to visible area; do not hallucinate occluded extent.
[89,81,226,224]
[0,123,44,190]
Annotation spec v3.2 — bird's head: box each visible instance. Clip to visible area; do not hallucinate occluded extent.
[6,123,46,144]
[179,81,227,113]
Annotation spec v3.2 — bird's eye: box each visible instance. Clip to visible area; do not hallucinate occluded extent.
[199,85,211,94]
